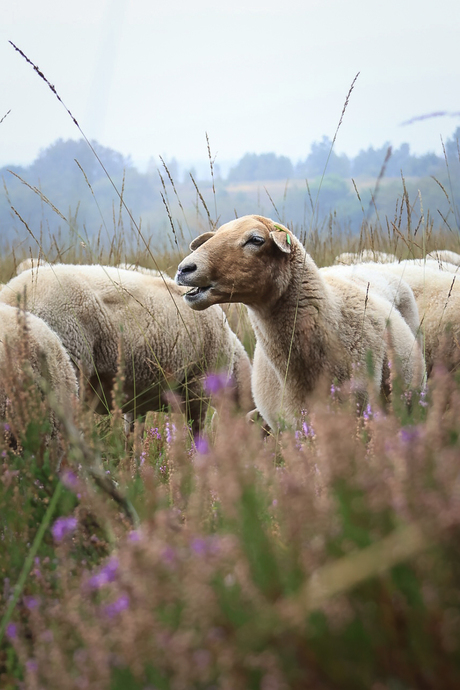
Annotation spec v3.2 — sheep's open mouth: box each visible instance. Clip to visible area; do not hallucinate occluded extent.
[185,286,211,297]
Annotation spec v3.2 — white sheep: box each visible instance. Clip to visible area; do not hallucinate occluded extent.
[319,264,420,336]
[334,251,460,275]
[0,303,78,437]
[175,215,425,429]
[116,262,162,276]
[427,249,460,266]
[334,250,397,265]
[0,265,253,431]
[353,260,460,374]
[396,258,460,275]
[16,257,52,274]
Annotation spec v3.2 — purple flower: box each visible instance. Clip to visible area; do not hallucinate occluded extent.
[419,386,428,408]
[400,426,420,444]
[6,622,17,640]
[204,371,231,395]
[301,420,315,439]
[88,557,119,589]
[26,659,38,673]
[165,421,175,444]
[61,470,78,491]
[191,537,207,556]
[103,594,129,618]
[3,423,10,432]
[24,596,39,610]
[51,516,77,542]
[363,403,372,421]
[128,530,141,542]
[194,435,209,455]
[148,427,161,440]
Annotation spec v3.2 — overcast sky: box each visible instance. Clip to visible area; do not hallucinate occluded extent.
[1,0,460,172]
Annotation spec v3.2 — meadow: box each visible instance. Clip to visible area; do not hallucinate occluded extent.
[2,190,460,690]
[2,48,460,689]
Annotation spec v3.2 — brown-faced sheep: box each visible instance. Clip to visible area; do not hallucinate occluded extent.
[175,215,425,429]
[0,303,78,438]
[0,265,253,431]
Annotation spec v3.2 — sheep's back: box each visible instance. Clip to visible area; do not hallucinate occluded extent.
[0,303,78,429]
[356,262,460,373]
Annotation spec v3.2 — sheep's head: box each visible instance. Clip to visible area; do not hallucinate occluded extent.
[175,215,295,311]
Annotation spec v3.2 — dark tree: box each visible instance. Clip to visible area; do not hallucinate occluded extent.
[295,137,351,179]
[227,153,293,182]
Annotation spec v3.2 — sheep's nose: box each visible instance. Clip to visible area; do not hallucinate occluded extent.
[178,261,197,275]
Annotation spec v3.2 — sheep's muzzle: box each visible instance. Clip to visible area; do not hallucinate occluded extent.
[176,266,214,309]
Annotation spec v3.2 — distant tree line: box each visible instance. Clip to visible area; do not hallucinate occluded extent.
[226,131,459,182]
[1,129,459,248]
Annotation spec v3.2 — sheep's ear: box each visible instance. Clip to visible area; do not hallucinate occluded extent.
[190,232,215,251]
[270,227,292,254]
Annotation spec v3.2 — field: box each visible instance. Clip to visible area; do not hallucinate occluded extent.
[2,188,460,690]
[2,48,460,686]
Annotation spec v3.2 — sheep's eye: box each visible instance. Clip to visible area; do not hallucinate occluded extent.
[245,236,265,247]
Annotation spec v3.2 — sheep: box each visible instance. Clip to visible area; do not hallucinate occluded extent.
[16,257,52,274]
[0,265,253,431]
[428,249,460,266]
[396,258,460,275]
[175,215,425,429]
[354,261,460,375]
[16,259,162,277]
[319,263,420,336]
[116,262,162,276]
[334,250,397,265]
[334,251,460,275]
[0,303,78,439]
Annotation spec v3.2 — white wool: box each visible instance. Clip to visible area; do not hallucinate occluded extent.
[0,265,253,430]
[176,215,425,429]
[0,303,78,435]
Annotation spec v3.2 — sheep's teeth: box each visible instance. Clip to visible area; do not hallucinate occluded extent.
[186,286,210,296]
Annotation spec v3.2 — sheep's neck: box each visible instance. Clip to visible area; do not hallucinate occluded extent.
[248,259,333,393]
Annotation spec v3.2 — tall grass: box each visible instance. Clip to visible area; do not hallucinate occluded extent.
[2,42,460,689]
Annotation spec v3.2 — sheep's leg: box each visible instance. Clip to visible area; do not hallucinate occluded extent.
[252,346,283,430]
[180,377,209,435]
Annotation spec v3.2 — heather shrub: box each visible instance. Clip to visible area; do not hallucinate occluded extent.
[2,364,460,689]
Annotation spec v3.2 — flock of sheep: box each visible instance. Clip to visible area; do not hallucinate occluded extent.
[1,214,460,440]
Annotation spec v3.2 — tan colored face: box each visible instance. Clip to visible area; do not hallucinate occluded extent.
[175,215,293,310]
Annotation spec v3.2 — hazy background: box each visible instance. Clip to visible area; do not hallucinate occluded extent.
[2,0,460,171]
[1,0,460,251]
